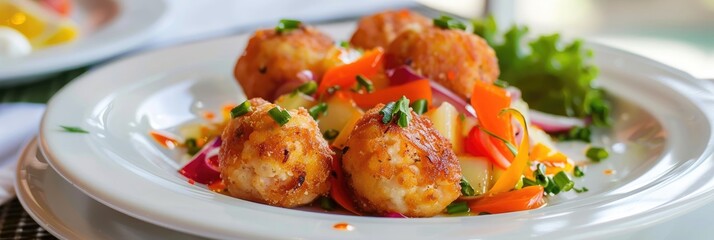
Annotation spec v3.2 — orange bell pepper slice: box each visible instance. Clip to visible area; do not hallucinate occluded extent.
[317,48,384,96]
[488,108,530,195]
[470,81,514,164]
[329,155,361,215]
[350,79,432,109]
[469,186,545,214]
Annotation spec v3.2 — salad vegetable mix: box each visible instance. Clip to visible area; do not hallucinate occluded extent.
[150,10,613,217]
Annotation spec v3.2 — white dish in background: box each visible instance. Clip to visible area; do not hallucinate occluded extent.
[0,0,169,84]
[38,22,714,239]
[15,138,203,240]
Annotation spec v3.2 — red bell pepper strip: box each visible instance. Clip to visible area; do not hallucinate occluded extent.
[470,81,514,164]
[350,79,432,109]
[317,48,384,96]
[329,155,361,215]
[469,186,545,214]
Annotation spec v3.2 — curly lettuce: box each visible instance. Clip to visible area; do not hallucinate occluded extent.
[473,16,610,126]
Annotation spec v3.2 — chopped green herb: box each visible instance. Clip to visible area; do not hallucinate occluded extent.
[275,19,302,34]
[268,107,291,126]
[460,178,475,196]
[339,41,350,48]
[472,16,609,126]
[534,164,549,186]
[308,102,328,120]
[522,177,538,187]
[478,126,518,156]
[433,15,466,31]
[379,102,397,124]
[411,99,428,115]
[573,166,585,177]
[574,187,589,193]
[446,201,470,214]
[231,101,252,118]
[558,126,592,142]
[494,79,509,88]
[296,81,317,95]
[552,171,574,192]
[184,138,200,156]
[354,75,374,93]
[60,125,88,134]
[459,113,466,122]
[396,96,411,128]
[586,147,609,162]
[323,129,339,140]
[318,196,335,211]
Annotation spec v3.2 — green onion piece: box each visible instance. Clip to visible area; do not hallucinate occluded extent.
[323,129,339,140]
[522,177,538,187]
[318,196,335,211]
[534,164,548,186]
[230,101,252,118]
[586,147,609,162]
[573,166,585,177]
[296,81,317,95]
[268,107,291,126]
[446,202,470,214]
[355,75,374,93]
[559,126,592,142]
[494,79,509,88]
[546,182,561,195]
[433,15,466,31]
[60,125,89,134]
[379,102,397,124]
[184,138,200,156]
[275,19,302,34]
[308,102,328,120]
[460,178,475,196]
[396,96,411,128]
[411,99,428,115]
[552,171,574,192]
[339,41,350,48]
[574,187,589,193]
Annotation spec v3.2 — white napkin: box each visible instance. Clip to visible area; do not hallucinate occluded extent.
[0,103,45,203]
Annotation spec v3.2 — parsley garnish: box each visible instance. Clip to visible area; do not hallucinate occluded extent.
[433,15,466,31]
[60,126,88,134]
[379,96,412,128]
[275,19,301,34]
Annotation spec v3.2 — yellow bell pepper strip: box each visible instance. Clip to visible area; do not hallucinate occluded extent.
[317,48,384,96]
[349,79,432,109]
[487,108,530,195]
[470,81,514,164]
[469,186,545,214]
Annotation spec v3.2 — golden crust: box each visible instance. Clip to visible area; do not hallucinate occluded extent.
[234,26,334,101]
[385,27,500,99]
[219,98,333,207]
[341,105,461,217]
[349,9,431,50]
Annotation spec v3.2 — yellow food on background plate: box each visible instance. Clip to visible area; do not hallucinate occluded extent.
[0,0,78,56]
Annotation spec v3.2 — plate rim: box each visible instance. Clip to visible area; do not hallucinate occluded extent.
[37,21,714,239]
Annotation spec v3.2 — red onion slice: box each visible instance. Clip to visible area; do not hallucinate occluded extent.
[179,137,223,184]
[386,65,475,117]
[529,110,586,133]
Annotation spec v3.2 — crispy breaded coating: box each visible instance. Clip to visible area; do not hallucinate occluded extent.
[350,9,431,50]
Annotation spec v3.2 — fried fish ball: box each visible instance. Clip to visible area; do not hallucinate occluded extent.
[234,26,334,101]
[341,105,462,217]
[219,98,333,208]
[385,27,499,99]
[349,9,431,50]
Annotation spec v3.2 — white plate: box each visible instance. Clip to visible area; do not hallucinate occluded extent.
[39,22,714,239]
[15,138,204,240]
[0,0,169,84]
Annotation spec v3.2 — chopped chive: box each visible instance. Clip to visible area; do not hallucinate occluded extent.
[268,107,291,126]
[323,129,339,140]
[522,177,538,187]
[460,178,475,196]
[433,15,466,31]
[339,41,350,48]
[296,81,317,95]
[573,166,585,177]
[379,102,397,124]
[446,201,470,214]
[552,171,574,192]
[60,125,88,134]
[494,79,509,88]
[396,96,411,128]
[318,196,335,211]
[534,164,548,186]
[354,75,374,93]
[586,147,609,162]
[411,99,428,115]
[275,19,302,34]
[574,187,589,193]
[308,102,328,120]
[185,138,200,156]
[558,126,592,142]
[231,100,252,118]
